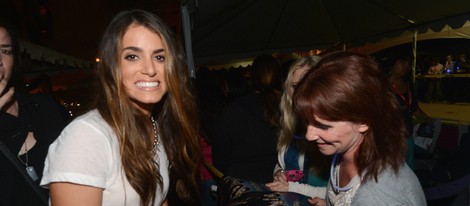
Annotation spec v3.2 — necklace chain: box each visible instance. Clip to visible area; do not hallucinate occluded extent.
[150,116,160,151]
[17,139,29,167]
[330,153,354,192]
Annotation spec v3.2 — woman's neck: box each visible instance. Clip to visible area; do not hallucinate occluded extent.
[390,74,404,83]
[5,99,18,117]
[338,154,358,187]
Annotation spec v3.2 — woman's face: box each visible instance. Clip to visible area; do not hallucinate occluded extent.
[304,116,368,156]
[392,59,410,77]
[119,24,167,115]
[0,27,14,83]
[288,66,309,97]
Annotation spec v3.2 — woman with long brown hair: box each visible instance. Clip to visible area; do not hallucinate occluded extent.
[40,9,202,205]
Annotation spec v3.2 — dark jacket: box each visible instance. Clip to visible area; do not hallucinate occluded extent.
[212,92,278,184]
[0,93,67,206]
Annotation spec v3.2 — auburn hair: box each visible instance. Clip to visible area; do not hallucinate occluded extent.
[293,51,407,182]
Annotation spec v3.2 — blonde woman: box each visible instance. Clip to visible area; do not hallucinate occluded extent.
[266,56,329,200]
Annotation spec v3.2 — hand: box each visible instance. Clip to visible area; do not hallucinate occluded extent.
[308,197,326,206]
[273,169,287,183]
[265,180,288,192]
[266,169,288,192]
[0,73,14,110]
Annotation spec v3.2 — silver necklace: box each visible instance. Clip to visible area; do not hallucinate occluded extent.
[150,116,160,152]
[17,137,39,181]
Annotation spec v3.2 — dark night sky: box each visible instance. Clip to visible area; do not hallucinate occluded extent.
[2,0,180,62]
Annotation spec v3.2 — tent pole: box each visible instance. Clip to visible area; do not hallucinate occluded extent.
[412,30,417,83]
[181,4,196,78]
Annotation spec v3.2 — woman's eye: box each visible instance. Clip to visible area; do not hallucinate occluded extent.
[154,55,165,62]
[0,49,12,55]
[313,123,331,130]
[124,54,138,60]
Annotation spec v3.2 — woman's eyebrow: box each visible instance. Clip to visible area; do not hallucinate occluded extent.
[122,46,141,52]
[121,47,164,54]
[0,43,12,48]
[152,48,164,54]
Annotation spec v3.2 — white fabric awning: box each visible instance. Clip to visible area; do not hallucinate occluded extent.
[354,20,470,54]
[19,40,92,69]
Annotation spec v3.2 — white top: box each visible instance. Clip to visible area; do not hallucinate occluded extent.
[327,164,361,206]
[40,110,170,206]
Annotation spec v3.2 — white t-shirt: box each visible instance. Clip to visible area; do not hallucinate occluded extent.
[40,109,170,206]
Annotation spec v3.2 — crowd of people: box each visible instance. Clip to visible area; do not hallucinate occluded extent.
[419,53,470,103]
[1,8,467,206]
[425,54,470,75]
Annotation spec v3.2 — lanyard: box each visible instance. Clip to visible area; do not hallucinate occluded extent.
[390,81,412,110]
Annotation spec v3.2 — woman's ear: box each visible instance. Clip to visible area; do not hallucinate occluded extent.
[358,124,369,133]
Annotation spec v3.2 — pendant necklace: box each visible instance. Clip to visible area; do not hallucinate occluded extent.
[18,138,39,181]
[150,116,161,155]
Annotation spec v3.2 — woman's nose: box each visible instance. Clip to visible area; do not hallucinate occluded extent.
[142,58,157,76]
[304,125,319,141]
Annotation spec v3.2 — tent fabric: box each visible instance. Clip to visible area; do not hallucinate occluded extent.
[355,19,470,54]
[183,0,470,66]
[19,40,92,69]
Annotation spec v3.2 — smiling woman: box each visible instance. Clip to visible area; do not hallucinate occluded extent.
[120,24,168,113]
[40,9,203,206]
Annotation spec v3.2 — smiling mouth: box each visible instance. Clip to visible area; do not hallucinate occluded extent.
[317,142,329,146]
[135,81,160,88]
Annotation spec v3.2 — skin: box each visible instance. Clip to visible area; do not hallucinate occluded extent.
[0,27,16,114]
[308,197,326,206]
[50,24,169,206]
[304,116,368,206]
[120,24,167,116]
[390,59,410,92]
[266,66,310,192]
[288,66,309,97]
[304,117,368,157]
[0,27,37,156]
[390,59,433,123]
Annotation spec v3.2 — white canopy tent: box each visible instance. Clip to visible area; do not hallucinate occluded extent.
[19,40,92,69]
[354,20,470,55]
[181,0,470,75]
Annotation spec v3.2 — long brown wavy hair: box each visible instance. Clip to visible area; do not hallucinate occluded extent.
[293,51,407,183]
[93,9,202,205]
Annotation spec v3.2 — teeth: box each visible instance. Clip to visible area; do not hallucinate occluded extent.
[135,81,159,88]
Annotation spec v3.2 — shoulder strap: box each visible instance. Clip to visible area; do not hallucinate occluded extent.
[0,140,48,205]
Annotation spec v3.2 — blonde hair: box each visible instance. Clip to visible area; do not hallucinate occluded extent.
[278,55,321,150]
